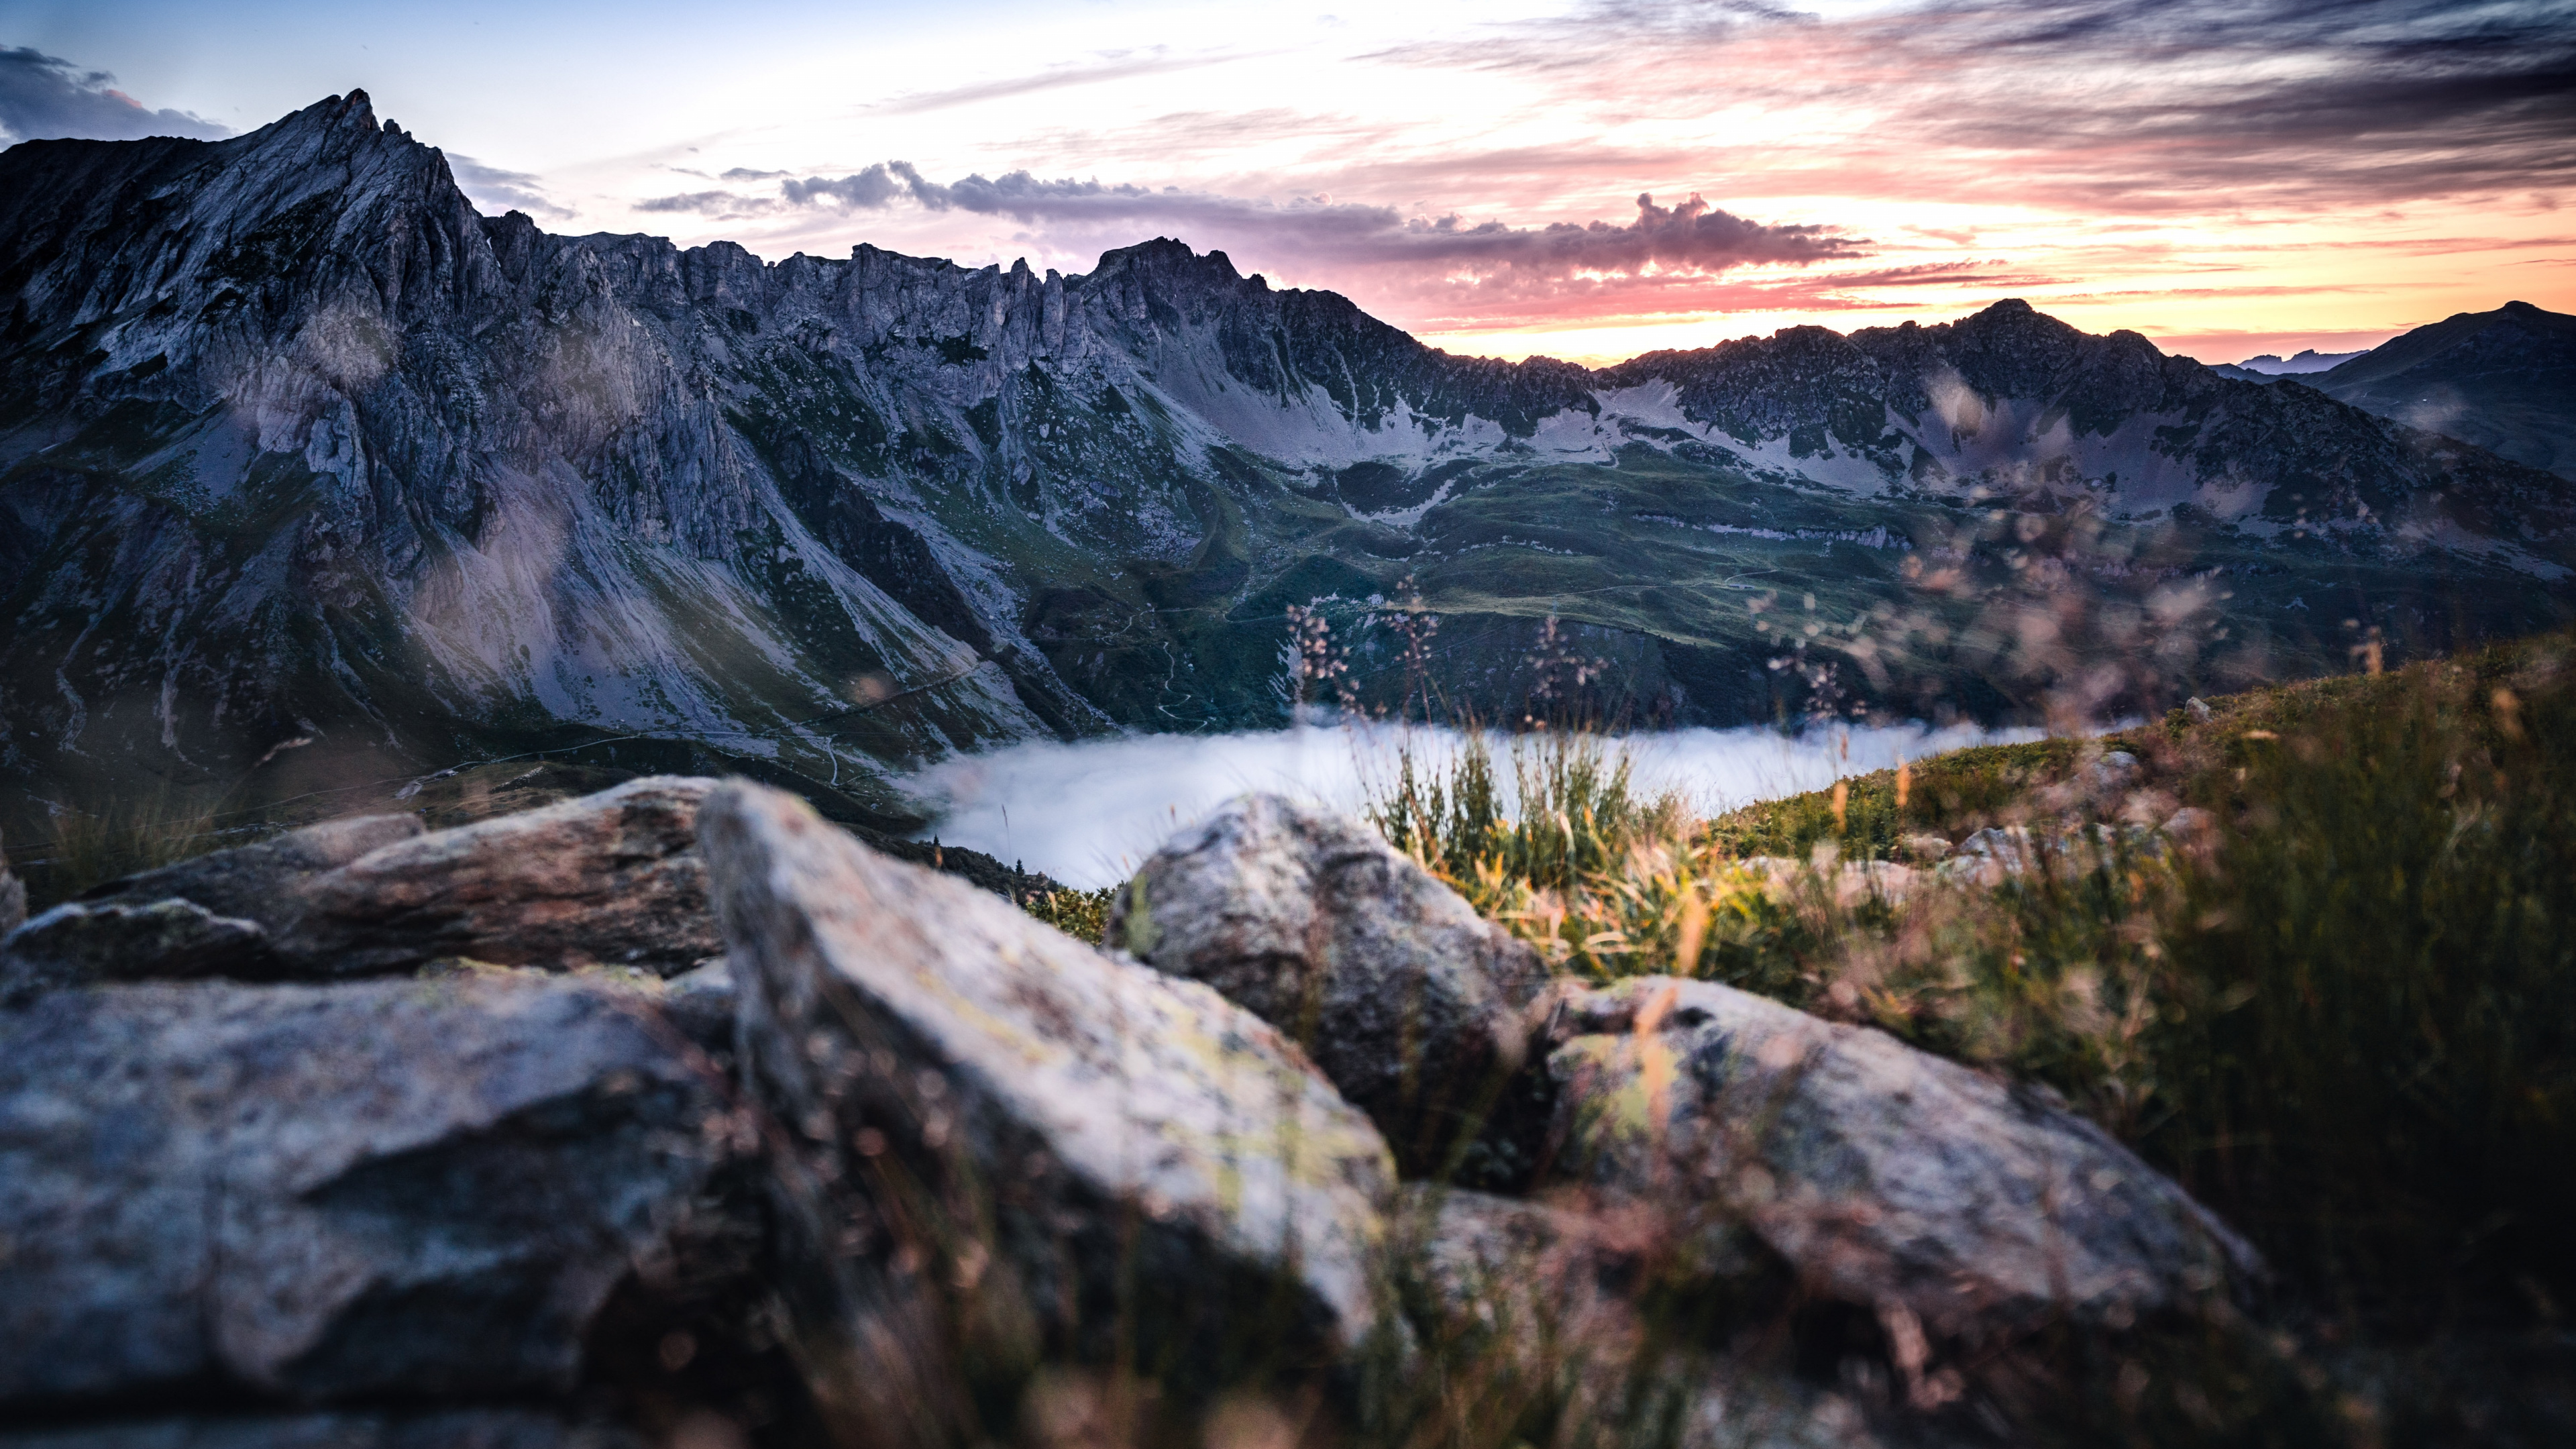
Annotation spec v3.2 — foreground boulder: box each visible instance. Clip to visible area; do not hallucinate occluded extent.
[1109,794,1552,1176]
[273,777,720,976]
[700,782,1397,1441]
[0,975,745,1409]
[1546,977,2263,1346]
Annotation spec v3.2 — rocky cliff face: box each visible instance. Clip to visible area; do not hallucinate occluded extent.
[4,92,2569,836]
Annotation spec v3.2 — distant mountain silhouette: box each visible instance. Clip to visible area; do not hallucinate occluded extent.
[2231,349,2365,376]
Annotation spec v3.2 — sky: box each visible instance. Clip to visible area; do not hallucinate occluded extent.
[1,0,2570,366]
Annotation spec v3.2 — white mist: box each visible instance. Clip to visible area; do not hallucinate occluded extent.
[902,720,2045,888]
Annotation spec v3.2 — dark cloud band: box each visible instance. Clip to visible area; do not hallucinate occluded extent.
[1395,0,2576,211]
[641,163,1859,288]
[0,46,228,144]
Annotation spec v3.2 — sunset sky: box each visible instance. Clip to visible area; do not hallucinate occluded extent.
[3,0,2570,365]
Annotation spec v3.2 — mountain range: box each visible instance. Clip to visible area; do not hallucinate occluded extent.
[3,90,2571,841]
[2216,348,2365,377]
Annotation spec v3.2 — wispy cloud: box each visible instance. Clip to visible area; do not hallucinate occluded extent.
[1389,0,2576,213]
[865,48,1260,117]
[0,46,227,144]
[449,154,571,220]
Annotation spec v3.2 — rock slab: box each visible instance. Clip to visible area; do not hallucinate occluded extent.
[1110,794,1551,1175]
[0,975,737,1407]
[1,815,424,996]
[700,782,1396,1438]
[274,777,720,976]
[1546,977,2263,1343]
[1,898,269,1003]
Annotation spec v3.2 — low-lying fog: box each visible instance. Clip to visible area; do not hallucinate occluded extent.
[902,721,2046,888]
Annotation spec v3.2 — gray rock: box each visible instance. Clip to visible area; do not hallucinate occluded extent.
[1108,794,1552,1175]
[273,778,721,977]
[2162,806,2216,841]
[1399,1185,1633,1354]
[0,975,741,1407]
[1546,976,2261,1346]
[0,1413,641,1449]
[77,814,425,926]
[2085,751,2141,795]
[699,782,1395,1436]
[1934,826,2039,883]
[1742,855,1923,909]
[1,898,269,1003]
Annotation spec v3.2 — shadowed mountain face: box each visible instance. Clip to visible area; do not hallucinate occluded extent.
[3,92,2571,834]
[2309,302,2576,480]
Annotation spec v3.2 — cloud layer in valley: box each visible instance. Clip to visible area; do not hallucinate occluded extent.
[906,720,2043,889]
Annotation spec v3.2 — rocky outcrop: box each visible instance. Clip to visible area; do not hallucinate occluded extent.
[0,898,270,1002]
[1545,976,2262,1345]
[0,975,744,1409]
[273,777,720,976]
[1110,794,1552,1177]
[700,781,1397,1440]
[1399,1188,1926,1449]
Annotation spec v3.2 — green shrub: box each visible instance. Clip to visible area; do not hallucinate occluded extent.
[1019,883,1118,946]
